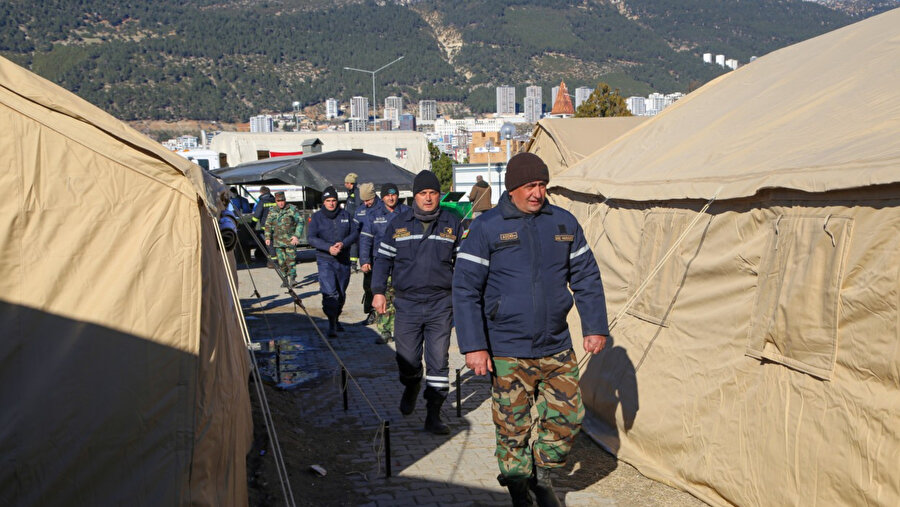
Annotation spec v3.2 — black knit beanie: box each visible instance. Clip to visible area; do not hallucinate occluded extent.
[413,171,441,195]
[381,182,399,197]
[505,152,549,191]
[322,186,338,201]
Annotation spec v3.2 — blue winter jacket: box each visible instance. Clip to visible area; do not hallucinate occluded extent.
[307,207,359,264]
[359,201,410,267]
[372,208,461,302]
[452,191,609,358]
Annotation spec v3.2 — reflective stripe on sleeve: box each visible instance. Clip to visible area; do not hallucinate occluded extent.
[570,245,590,260]
[457,252,490,267]
[361,231,374,237]
[377,249,396,258]
[380,242,397,252]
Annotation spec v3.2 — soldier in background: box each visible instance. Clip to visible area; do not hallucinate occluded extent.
[343,172,362,270]
[264,191,304,288]
[452,153,609,506]
[252,186,277,265]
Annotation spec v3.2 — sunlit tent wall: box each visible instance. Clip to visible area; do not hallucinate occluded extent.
[550,9,900,506]
[0,57,252,505]
[525,117,646,177]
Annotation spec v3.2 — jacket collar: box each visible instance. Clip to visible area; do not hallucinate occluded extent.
[498,191,553,219]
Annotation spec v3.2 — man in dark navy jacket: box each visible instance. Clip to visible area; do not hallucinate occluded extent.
[452,152,609,507]
[372,171,461,435]
[307,186,360,337]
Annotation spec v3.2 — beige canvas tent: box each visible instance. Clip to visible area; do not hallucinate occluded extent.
[525,117,647,177]
[551,8,900,506]
[0,57,252,505]
[210,130,431,174]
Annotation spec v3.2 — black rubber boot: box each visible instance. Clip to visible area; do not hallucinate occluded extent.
[424,398,450,435]
[529,467,562,507]
[498,475,535,507]
[399,380,421,415]
[327,316,338,337]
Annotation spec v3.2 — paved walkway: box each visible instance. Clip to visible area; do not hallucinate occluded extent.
[237,254,705,507]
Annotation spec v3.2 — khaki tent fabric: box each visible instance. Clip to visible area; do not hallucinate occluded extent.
[210,130,431,174]
[525,117,646,177]
[0,56,252,505]
[554,8,900,202]
[548,9,900,507]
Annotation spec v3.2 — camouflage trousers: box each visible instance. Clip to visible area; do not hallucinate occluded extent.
[378,277,395,335]
[273,246,297,278]
[491,348,584,479]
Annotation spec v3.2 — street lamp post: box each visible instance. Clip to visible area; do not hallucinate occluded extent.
[344,56,404,131]
[292,101,300,132]
[499,122,516,163]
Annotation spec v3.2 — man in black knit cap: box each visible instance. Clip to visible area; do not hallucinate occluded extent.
[453,152,609,506]
[372,170,461,435]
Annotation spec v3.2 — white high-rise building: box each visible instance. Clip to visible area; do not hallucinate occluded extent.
[575,86,592,109]
[626,96,647,116]
[496,86,516,115]
[384,106,399,130]
[250,115,274,133]
[551,86,560,109]
[524,96,542,123]
[418,99,437,121]
[715,54,726,67]
[725,58,739,70]
[350,96,369,120]
[526,86,541,99]
[648,93,666,115]
[326,98,339,119]
[703,53,713,64]
[385,96,403,115]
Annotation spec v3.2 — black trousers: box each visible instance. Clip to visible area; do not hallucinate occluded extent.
[362,271,374,314]
[393,294,452,401]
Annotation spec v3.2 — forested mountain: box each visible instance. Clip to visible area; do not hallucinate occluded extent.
[0,0,874,121]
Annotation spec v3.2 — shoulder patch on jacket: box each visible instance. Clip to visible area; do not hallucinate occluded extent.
[461,229,469,239]
[499,232,518,241]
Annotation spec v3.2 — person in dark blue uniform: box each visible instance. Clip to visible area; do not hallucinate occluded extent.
[372,171,461,435]
[452,152,609,506]
[354,183,378,322]
[307,186,360,337]
[360,182,410,344]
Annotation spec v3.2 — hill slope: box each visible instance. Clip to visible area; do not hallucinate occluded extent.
[0,0,863,121]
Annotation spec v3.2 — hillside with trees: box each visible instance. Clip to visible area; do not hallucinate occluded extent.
[0,0,866,121]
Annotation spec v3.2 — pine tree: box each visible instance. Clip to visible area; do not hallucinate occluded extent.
[574,83,632,118]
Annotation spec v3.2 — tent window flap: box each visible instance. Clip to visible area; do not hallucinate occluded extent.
[626,211,695,327]
[745,215,853,380]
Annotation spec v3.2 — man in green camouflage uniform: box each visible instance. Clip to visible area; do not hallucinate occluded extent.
[453,153,609,506]
[264,191,304,288]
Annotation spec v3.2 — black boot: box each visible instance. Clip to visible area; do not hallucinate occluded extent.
[399,380,421,415]
[280,277,289,288]
[424,398,450,435]
[498,475,535,507]
[529,467,562,507]
[327,316,338,337]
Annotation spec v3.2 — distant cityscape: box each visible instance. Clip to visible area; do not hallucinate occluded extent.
[165,80,696,164]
